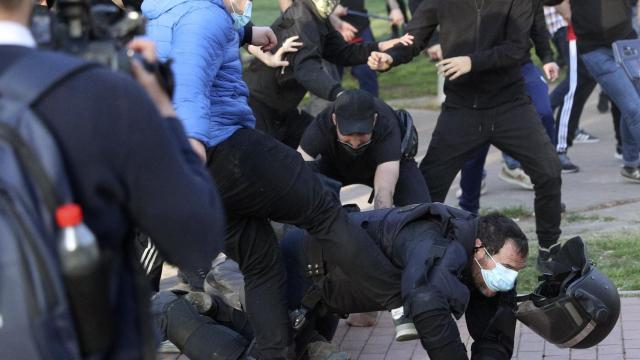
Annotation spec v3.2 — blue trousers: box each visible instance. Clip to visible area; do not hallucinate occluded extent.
[458,62,556,213]
[337,27,379,97]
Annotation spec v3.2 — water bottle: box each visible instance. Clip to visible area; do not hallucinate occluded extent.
[56,203,113,355]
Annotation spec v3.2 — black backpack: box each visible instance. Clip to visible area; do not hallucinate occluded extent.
[0,51,97,359]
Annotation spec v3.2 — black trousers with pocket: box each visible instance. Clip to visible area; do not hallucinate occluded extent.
[418,98,562,248]
[206,128,403,359]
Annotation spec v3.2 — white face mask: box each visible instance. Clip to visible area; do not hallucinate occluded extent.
[230,0,252,29]
[475,248,519,292]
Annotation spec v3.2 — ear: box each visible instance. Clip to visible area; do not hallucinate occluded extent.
[475,238,483,249]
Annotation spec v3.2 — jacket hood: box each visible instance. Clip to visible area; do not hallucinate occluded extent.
[142,0,225,20]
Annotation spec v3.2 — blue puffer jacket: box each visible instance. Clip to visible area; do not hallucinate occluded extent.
[143,0,255,147]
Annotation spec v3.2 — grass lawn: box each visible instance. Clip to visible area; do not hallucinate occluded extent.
[516,231,640,293]
[251,0,438,100]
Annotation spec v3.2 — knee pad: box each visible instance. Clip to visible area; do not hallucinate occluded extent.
[165,298,249,360]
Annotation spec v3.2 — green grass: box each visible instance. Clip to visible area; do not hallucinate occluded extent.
[480,205,534,219]
[251,0,438,101]
[516,232,640,293]
[563,213,603,224]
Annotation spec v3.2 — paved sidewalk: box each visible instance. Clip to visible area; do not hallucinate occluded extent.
[156,293,640,360]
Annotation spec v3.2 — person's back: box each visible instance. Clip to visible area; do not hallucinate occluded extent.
[0,35,224,357]
[143,0,255,148]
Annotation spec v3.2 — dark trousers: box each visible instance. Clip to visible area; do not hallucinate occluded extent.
[317,158,431,206]
[206,129,402,359]
[337,27,379,97]
[250,96,313,149]
[457,62,557,214]
[418,99,562,248]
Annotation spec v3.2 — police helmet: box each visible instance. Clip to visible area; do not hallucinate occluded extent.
[516,236,620,349]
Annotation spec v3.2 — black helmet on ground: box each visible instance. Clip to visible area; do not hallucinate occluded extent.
[516,236,620,349]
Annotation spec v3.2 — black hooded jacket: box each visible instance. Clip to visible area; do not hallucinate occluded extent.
[385,0,534,109]
[244,0,379,112]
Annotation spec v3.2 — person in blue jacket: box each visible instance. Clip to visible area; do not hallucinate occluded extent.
[142,0,407,358]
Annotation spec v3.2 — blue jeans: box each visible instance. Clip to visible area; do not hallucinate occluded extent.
[337,27,379,97]
[581,48,640,167]
[459,63,556,213]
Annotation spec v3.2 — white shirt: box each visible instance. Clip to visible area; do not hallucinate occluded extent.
[0,21,36,48]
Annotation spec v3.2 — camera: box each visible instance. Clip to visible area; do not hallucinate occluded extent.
[31,0,174,96]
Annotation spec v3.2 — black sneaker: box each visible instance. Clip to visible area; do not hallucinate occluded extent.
[558,152,579,173]
[597,92,610,113]
[621,166,640,183]
[391,307,418,342]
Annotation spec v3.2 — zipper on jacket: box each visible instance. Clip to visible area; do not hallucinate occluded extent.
[472,0,484,109]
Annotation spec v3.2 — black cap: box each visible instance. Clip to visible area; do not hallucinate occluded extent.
[333,89,376,135]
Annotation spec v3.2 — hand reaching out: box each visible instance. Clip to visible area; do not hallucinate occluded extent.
[378,33,414,52]
[248,35,303,68]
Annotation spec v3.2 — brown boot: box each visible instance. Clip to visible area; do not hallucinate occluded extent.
[345,312,379,327]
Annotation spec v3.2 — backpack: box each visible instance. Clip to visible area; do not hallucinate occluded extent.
[0,51,97,359]
[395,109,419,160]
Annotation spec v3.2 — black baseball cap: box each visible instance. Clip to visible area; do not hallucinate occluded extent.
[333,89,377,135]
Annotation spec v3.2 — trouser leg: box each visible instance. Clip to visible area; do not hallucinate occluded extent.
[459,144,490,214]
[613,103,622,150]
[581,48,640,166]
[208,129,402,356]
[489,101,562,248]
[350,27,379,97]
[393,158,431,206]
[419,106,492,203]
[224,217,291,359]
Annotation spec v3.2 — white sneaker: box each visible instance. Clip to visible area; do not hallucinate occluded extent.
[158,340,180,353]
[455,178,488,198]
[391,307,419,342]
[498,165,533,190]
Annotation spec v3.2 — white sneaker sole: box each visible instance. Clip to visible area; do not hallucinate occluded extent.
[395,323,419,342]
[498,170,534,190]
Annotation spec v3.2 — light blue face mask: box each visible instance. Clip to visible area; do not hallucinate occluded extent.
[230,0,252,29]
[475,248,519,292]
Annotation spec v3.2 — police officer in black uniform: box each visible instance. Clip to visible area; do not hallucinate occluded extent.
[282,204,528,360]
[297,90,430,209]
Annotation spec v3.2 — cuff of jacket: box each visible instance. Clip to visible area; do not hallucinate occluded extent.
[329,85,346,101]
[541,55,555,65]
[241,22,254,47]
[469,53,489,73]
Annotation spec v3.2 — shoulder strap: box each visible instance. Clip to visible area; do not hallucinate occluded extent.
[0,50,96,105]
[0,51,96,212]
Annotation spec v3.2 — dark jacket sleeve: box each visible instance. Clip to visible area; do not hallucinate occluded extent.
[531,0,554,64]
[543,0,563,6]
[414,311,469,360]
[401,237,471,359]
[289,19,344,100]
[118,79,224,279]
[322,28,379,66]
[469,0,533,72]
[385,0,439,66]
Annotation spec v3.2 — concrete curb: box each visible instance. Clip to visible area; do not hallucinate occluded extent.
[619,290,640,297]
